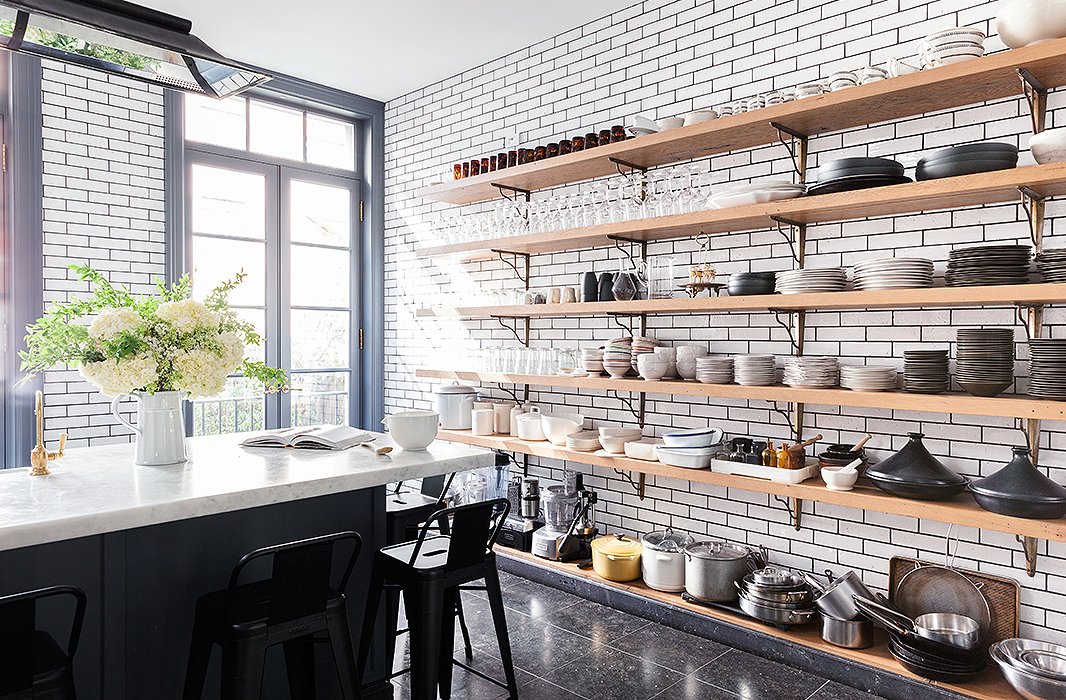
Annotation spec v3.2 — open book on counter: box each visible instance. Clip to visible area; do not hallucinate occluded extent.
[240,425,373,451]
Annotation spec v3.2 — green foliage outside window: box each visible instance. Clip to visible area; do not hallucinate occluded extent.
[0,20,161,71]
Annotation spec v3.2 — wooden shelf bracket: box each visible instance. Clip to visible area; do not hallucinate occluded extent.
[770,121,810,183]
[490,249,531,286]
[1018,68,1048,134]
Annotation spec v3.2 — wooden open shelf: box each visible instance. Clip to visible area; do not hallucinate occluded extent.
[416,369,1066,422]
[420,40,1066,205]
[421,163,1066,259]
[442,429,1066,542]
[416,282,1066,319]
[497,548,1017,700]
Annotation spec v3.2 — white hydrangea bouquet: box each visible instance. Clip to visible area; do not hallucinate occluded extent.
[19,264,286,397]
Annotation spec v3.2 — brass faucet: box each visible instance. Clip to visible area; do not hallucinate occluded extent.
[29,390,66,476]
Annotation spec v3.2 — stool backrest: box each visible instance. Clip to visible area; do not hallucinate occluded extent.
[0,585,86,694]
[409,498,510,569]
[224,531,362,626]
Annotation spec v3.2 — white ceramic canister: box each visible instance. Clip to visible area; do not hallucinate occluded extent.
[471,408,496,436]
[434,382,477,430]
[510,402,535,436]
[515,408,546,441]
[493,402,515,435]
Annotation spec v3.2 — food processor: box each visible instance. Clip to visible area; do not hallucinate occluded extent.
[531,475,598,561]
[497,476,544,552]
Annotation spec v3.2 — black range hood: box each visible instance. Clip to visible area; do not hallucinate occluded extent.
[0,0,270,97]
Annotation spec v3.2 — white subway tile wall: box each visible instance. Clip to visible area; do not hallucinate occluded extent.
[384,0,1066,639]
[40,61,166,446]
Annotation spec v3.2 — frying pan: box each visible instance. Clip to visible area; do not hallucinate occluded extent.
[893,562,991,638]
[853,596,985,664]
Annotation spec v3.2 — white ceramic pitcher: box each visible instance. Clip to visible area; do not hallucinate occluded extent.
[111,391,188,465]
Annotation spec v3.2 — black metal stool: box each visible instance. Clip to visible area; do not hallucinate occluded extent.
[0,585,85,700]
[182,531,363,700]
[359,498,517,700]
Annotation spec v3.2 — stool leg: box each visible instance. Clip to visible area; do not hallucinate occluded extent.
[357,561,386,678]
[326,602,362,700]
[454,593,473,660]
[405,581,445,700]
[484,564,519,699]
[221,635,267,700]
[182,609,214,700]
[384,581,401,673]
[438,588,457,699]
[283,636,316,699]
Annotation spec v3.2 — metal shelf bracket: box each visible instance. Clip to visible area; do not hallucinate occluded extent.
[609,389,647,427]
[770,121,810,183]
[491,183,532,202]
[1016,535,1040,577]
[490,249,531,287]
[768,309,802,353]
[614,469,647,500]
[609,156,648,178]
[1018,68,1048,134]
[772,495,804,531]
[607,234,648,268]
[767,400,794,427]
[490,315,530,345]
[1018,186,1046,250]
[769,216,807,267]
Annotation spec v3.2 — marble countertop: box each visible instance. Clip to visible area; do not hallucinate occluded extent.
[0,431,493,552]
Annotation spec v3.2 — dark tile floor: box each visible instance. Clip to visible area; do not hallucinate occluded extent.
[390,570,887,700]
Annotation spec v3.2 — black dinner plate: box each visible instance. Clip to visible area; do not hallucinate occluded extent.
[807,174,912,196]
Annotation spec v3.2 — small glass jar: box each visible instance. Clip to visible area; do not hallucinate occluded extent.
[571,136,585,152]
[611,125,626,142]
[518,148,532,165]
[598,129,611,146]
[497,153,508,170]
[453,163,463,180]
[489,155,497,171]
[469,159,480,177]
[586,132,600,148]
[462,162,470,178]
[534,145,547,161]
[559,139,572,155]
[508,150,518,167]
[480,157,489,172]
[547,143,559,158]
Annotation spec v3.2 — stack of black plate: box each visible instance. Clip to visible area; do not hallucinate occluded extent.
[865,432,969,501]
[903,350,950,394]
[945,244,1031,287]
[727,271,777,296]
[1028,338,1066,400]
[915,142,1018,181]
[807,157,910,196]
[956,328,1015,397]
[1036,248,1066,282]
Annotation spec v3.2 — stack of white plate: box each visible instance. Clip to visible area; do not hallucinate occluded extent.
[566,430,602,452]
[920,27,985,69]
[840,364,898,391]
[695,356,734,384]
[775,268,848,294]
[603,337,634,378]
[783,356,839,388]
[631,335,660,371]
[733,354,778,386]
[708,180,806,209]
[903,350,950,394]
[581,347,604,376]
[852,258,934,291]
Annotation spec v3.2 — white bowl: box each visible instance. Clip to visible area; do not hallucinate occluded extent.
[599,426,644,438]
[624,438,663,461]
[997,0,1066,48]
[631,114,658,131]
[683,110,717,126]
[541,412,585,446]
[382,411,439,451]
[637,363,668,381]
[601,432,643,454]
[1030,128,1066,164]
[821,466,859,491]
[657,117,684,131]
[656,446,715,469]
[661,427,724,448]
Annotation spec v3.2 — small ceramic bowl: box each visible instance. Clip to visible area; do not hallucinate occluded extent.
[624,438,663,461]
[821,466,859,491]
[1030,128,1066,164]
[657,117,684,131]
[683,110,717,126]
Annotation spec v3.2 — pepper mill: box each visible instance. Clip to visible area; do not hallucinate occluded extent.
[597,272,614,302]
[582,271,598,302]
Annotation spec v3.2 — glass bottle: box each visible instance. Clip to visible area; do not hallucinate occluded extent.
[762,441,776,467]
[776,443,793,470]
[611,269,637,301]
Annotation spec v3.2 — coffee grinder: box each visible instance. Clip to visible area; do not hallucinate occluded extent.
[497,475,544,551]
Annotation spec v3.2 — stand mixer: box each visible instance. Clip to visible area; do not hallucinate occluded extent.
[531,475,598,561]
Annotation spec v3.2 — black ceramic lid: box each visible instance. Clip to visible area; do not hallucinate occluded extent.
[864,432,968,486]
[970,447,1066,504]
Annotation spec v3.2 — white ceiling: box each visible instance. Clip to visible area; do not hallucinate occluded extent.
[143,0,638,102]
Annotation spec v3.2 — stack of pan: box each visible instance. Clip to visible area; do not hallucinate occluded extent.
[736,567,817,630]
[915,142,1018,181]
[808,157,910,195]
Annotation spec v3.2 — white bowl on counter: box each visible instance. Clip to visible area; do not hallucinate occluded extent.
[624,438,663,461]
[541,412,586,445]
[381,411,439,451]
[657,445,716,469]
[661,427,724,448]
[1030,128,1066,164]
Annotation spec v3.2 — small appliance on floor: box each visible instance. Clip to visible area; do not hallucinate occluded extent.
[531,475,598,562]
[498,476,544,551]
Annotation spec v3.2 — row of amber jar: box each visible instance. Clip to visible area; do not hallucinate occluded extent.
[452,125,629,179]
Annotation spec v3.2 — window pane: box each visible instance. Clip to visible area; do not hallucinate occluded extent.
[233,308,266,363]
[291,180,351,247]
[290,245,350,307]
[291,310,349,369]
[307,114,355,170]
[190,164,265,239]
[290,372,348,426]
[191,236,265,306]
[185,94,246,149]
[249,100,303,161]
[191,376,266,436]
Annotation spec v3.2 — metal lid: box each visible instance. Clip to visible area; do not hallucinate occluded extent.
[685,540,749,561]
[435,382,476,395]
[642,528,694,552]
[592,534,643,558]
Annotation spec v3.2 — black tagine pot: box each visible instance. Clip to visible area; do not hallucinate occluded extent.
[865,432,968,501]
[969,446,1066,519]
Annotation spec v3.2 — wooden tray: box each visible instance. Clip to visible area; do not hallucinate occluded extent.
[888,556,1020,644]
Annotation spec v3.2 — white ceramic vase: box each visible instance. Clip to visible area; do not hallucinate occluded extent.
[111,391,188,465]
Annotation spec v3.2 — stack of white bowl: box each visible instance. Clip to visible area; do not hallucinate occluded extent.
[709,180,806,209]
[827,71,857,91]
[919,28,985,69]
[676,345,709,380]
[599,427,644,454]
[840,365,898,392]
[783,356,839,388]
[581,347,605,376]
[696,356,734,384]
[734,354,778,386]
[654,346,678,379]
[637,353,669,381]
[858,65,888,84]
[795,82,825,99]
[566,430,602,452]
[656,427,723,469]
[631,336,660,371]
[603,337,634,378]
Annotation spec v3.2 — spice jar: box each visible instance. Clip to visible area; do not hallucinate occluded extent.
[469,159,480,177]
[497,153,507,170]
[453,163,463,180]
[559,139,572,155]
[547,142,559,158]
[518,148,532,165]
[508,150,518,167]
[462,162,470,178]
[534,145,547,161]
[480,157,489,173]
[611,125,626,142]
[571,135,585,152]
[598,129,611,146]
[585,132,600,148]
